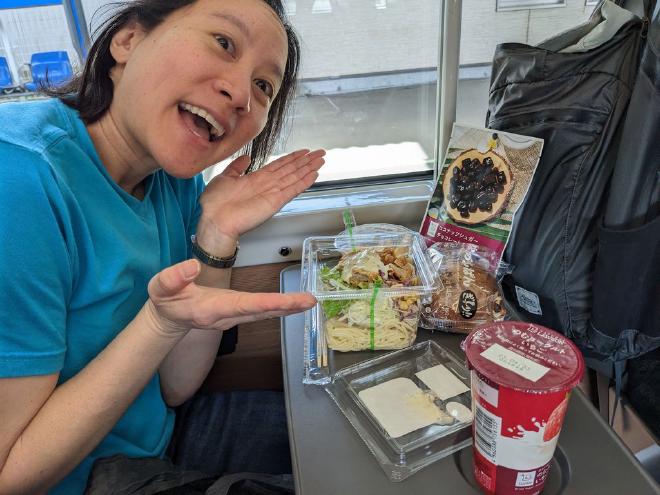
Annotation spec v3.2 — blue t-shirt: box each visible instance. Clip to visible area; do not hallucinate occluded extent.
[0,99,204,494]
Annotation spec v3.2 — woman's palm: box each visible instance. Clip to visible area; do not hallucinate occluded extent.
[201,149,325,238]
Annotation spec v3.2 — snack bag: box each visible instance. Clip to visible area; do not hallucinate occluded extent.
[420,242,506,334]
[420,125,543,261]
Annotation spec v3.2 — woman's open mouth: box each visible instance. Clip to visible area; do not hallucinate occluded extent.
[178,102,225,143]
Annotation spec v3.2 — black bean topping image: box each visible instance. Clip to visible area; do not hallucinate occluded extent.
[449,157,504,217]
[441,150,513,225]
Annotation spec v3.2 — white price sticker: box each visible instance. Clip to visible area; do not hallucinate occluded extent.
[480,344,550,382]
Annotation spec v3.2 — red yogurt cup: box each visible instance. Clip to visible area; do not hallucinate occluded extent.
[463,321,585,495]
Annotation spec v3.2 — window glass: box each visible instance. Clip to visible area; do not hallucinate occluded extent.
[205,0,442,185]
[0,3,80,93]
[82,0,111,30]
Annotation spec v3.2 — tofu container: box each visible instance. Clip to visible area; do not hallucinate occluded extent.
[301,232,439,385]
[325,340,473,481]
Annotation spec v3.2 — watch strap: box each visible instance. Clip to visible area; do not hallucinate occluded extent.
[190,235,239,268]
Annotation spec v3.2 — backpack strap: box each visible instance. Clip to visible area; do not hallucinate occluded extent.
[586,323,660,424]
[610,359,627,426]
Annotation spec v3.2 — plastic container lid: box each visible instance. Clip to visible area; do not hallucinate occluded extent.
[325,340,473,481]
[301,232,440,385]
[463,321,585,393]
[336,223,414,240]
[302,232,439,302]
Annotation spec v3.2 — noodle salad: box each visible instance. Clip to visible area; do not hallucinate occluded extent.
[319,246,421,351]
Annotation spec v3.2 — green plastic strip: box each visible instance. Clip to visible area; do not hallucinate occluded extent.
[369,280,382,351]
[342,209,356,252]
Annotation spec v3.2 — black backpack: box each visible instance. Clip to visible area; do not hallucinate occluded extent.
[486,0,659,425]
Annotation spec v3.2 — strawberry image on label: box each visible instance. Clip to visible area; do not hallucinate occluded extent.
[543,393,570,442]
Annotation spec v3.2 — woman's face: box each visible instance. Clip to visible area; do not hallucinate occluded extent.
[109,0,288,178]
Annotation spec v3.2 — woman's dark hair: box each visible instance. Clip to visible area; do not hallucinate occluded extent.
[47,0,300,171]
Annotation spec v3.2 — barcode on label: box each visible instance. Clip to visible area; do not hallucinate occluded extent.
[474,403,501,464]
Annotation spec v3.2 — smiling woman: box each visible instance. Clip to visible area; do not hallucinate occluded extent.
[48,0,300,174]
[0,0,324,494]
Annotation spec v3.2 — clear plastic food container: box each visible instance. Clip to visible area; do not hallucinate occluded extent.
[325,340,473,481]
[301,232,439,385]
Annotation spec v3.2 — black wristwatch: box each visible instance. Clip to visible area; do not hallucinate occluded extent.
[190,235,239,268]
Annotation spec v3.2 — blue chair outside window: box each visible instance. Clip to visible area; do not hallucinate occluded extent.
[0,57,13,89]
[24,51,73,92]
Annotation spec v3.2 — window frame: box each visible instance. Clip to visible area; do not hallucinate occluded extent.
[496,0,567,12]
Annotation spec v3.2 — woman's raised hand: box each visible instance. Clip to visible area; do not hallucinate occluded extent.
[143,259,316,338]
[198,149,325,242]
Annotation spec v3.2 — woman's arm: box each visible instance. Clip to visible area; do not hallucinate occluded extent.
[158,223,234,406]
[0,260,315,494]
[0,304,183,495]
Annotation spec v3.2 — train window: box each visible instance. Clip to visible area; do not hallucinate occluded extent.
[0,3,82,91]
[284,0,442,186]
[207,0,598,189]
[1,0,595,191]
[226,0,445,187]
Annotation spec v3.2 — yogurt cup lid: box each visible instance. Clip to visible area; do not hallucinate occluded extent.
[463,321,585,393]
